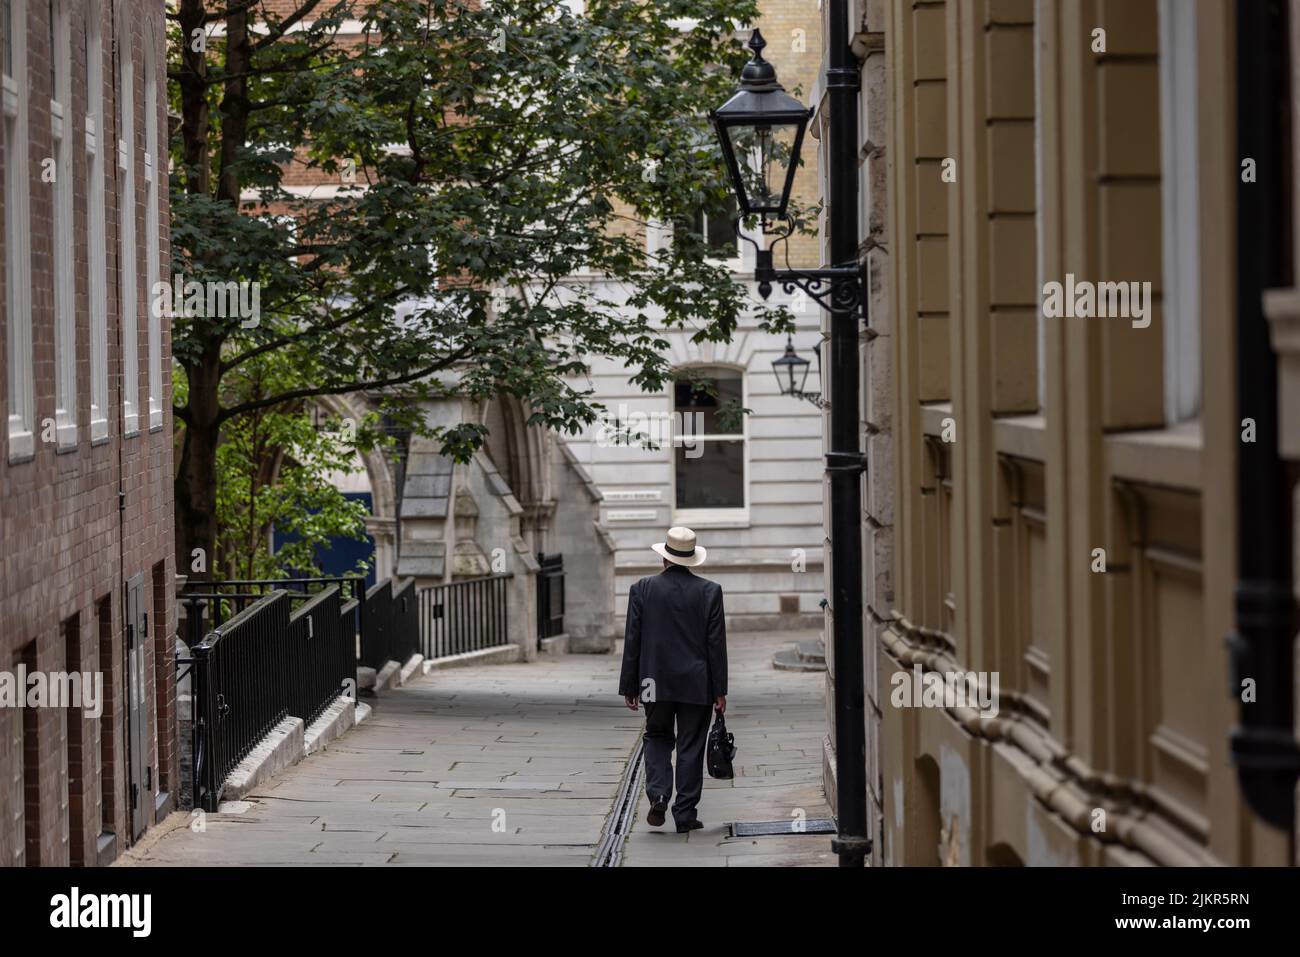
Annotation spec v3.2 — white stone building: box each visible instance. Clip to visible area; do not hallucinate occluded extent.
[560,266,826,634]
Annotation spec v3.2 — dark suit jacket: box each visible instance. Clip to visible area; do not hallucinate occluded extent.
[618,565,727,706]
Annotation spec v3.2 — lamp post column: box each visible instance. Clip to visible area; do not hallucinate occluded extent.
[825,0,869,868]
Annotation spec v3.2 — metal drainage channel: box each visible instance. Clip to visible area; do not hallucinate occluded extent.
[593,736,645,867]
[729,819,837,838]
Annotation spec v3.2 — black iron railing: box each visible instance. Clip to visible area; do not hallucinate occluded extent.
[189,592,294,812]
[359,579,391,671]
[180,575,419,811]
[393,578,418,664]
[418,574,510,659]
[288,586,356,726]
[179,576,367,650]
[359,577,420,671]
[537,553,565,647]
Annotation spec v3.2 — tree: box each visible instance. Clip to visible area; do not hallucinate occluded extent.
[174,355,376,581]
[169,0,797,572]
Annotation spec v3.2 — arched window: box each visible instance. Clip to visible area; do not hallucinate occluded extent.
[671,366,747,521]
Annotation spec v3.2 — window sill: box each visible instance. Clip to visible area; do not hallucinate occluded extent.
[2,75,17,119]
[919,402,953,438]
[1103,419,1202,491]
[7,427,35,464]
[90,416,110,446]
[993,413,1047,462]
[55,413,78,453]
[671,509,749,528]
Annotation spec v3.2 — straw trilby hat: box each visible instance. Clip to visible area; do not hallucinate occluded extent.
[652,526,707,567]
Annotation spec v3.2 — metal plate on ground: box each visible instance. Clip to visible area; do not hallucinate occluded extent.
[728,819,837,838]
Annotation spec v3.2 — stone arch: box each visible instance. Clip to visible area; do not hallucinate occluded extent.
[312,393,398,580]
[481,395,553,552]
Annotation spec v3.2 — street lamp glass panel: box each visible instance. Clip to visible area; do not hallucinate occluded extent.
[729,122,799,216]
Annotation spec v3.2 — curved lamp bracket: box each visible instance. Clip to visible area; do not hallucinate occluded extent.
[736,216,867,323]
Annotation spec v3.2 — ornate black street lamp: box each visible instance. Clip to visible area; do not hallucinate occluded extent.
[709,30,866,324]
[711,15,869,868]
[771,335,822,407]
[711,31,812,219]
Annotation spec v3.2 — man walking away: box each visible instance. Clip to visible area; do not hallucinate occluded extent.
[618,526,728,833]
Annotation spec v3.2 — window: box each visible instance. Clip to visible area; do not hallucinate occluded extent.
[678,195,739,260]
[1158,0,1202,422]
[672,368,748,521]
[143,23,160,429]
[115,5,138,435]
[3,0,35,461]
[85,2,108,441]
[51,0,76,448]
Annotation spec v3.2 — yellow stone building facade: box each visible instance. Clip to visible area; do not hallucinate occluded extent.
[818,0,1297,866]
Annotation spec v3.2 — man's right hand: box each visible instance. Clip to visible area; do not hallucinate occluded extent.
[714,695,726,714]
[624,695,640,711]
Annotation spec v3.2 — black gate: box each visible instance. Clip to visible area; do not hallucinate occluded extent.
[536,553,565,648]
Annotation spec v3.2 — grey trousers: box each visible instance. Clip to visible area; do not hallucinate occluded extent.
[642,700,713,826]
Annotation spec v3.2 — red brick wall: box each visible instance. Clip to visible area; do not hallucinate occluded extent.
[0,0,174,866]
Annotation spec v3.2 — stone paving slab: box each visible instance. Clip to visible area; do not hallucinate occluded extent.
[119,629,832,868]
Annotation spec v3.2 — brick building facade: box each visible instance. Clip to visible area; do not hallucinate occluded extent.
[1,0,175,866]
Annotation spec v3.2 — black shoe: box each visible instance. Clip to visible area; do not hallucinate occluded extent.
[646,799,667,827]
[675,820,704,833]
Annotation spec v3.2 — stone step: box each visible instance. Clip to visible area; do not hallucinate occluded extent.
[772,648,827,672]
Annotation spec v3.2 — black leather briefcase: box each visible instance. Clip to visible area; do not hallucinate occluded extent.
[706,709,737,779]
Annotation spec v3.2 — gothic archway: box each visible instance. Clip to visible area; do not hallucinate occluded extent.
[482,395,554,553]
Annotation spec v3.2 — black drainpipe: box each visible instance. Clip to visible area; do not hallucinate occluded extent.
[1228,0,1299,837]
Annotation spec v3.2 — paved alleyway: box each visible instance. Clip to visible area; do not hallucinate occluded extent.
[119,631,832,867]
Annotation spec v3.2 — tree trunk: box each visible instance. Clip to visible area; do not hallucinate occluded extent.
[175,349,223,578]
[174,1,254,577]
[178,0,210,196]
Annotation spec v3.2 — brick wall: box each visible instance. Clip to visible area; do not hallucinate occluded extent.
[0,0,175,866]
